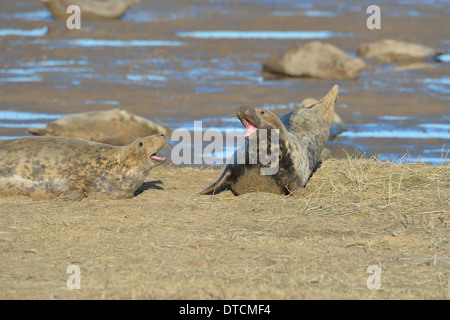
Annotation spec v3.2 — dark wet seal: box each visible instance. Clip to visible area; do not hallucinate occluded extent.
[263,42,365,80]
[42,0,139,20]
[200,85,339,197]
[28,109,171,146]
[0,133,166,200]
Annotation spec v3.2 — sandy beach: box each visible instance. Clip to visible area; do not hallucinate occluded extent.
[0,0,449,300]
[0,159,448,299]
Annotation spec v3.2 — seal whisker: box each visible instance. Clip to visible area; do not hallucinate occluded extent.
[221,114,239,127]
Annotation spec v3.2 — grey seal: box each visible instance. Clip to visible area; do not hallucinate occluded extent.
[200,85,339,196]
[0,134,166,200]
[263,42,365,80]
[42,0,139,20]
[28,109,171,146]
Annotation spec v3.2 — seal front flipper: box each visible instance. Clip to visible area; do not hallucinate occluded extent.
[286,175,309,198]
[56,181,87,201]
[200,166,233,195]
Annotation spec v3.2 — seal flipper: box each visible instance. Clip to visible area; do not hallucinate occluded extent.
[200,166,233,195]
[56,181,87,201]
[28,127,48,136]
[314,84,339,127]
[286,175,309,198]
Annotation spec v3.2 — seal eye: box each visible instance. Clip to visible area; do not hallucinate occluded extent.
[138,142,143,148]
[261,110,267,116]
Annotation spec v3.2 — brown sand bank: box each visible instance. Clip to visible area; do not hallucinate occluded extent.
[0,159,448,299]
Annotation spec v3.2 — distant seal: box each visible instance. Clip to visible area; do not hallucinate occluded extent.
[42,0,139,20]
[263,41,365,80]
[357,39,444,64]
[200,85,338,196]
[0,134,166,200]
[28,109,171,146]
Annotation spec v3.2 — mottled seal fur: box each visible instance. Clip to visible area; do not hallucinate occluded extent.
[28,109,171,146]
[200,85,338,196]
[357,39,443,64]
[42,0,139,20]
[0,134,166,200]
[300,98,346,140]
[263,41,365,80]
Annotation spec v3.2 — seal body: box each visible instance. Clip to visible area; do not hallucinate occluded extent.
[28,109,171,146]
[300,98,346,141]
[263,42,365,80]
[200,85,338,196]
[42,0,138,20]
[357,39,439,64]
[0,134,166,200]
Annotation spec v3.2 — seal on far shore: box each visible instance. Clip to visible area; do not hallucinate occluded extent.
[357,39,444,64]
[42,0,139,20]
[28,109,171,146]
[200,85,338,196]
[0,134,166,200]
[263,42,365,80]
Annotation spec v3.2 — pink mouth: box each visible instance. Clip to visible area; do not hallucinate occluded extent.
[242,119,258,137]
[150,154,165,161]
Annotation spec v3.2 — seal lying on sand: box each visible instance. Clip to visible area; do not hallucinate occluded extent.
[263,42,365,80]
[357,39,444,64]
[200,85,338,196]
[0,134,166,200]
[42,0,139,20]
[28,109,171,146]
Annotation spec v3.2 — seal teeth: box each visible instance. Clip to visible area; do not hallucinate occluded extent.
[243,119,258,137]
[150,153,165,161]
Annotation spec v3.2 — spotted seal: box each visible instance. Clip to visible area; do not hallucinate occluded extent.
[263,42,365,80]
[200,85,338,196]
[357,39,444,64]
[42,0,139,20]
[0,134,166,200]
[28,109,171,146]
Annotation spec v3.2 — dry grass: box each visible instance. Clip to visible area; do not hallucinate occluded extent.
[0,158,448,299]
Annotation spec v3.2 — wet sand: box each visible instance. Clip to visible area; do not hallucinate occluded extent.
[0,0,449,163]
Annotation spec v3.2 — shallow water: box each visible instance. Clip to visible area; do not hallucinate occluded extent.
[0,0,449,165]
[176,30,353,39]
[0,26,47,36]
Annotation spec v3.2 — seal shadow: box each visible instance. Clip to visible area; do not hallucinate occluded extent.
[134,180,164,197]
[312,160,323,176]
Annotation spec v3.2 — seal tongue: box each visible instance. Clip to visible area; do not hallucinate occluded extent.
[150,153,165,161]
[243,119,258,137]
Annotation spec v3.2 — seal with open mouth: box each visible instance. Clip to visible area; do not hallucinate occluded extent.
[200,85,338,196]
[0,133,166,200]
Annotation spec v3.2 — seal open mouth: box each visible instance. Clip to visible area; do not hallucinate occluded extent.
[150,152,165,162]
[242,118,258,137]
